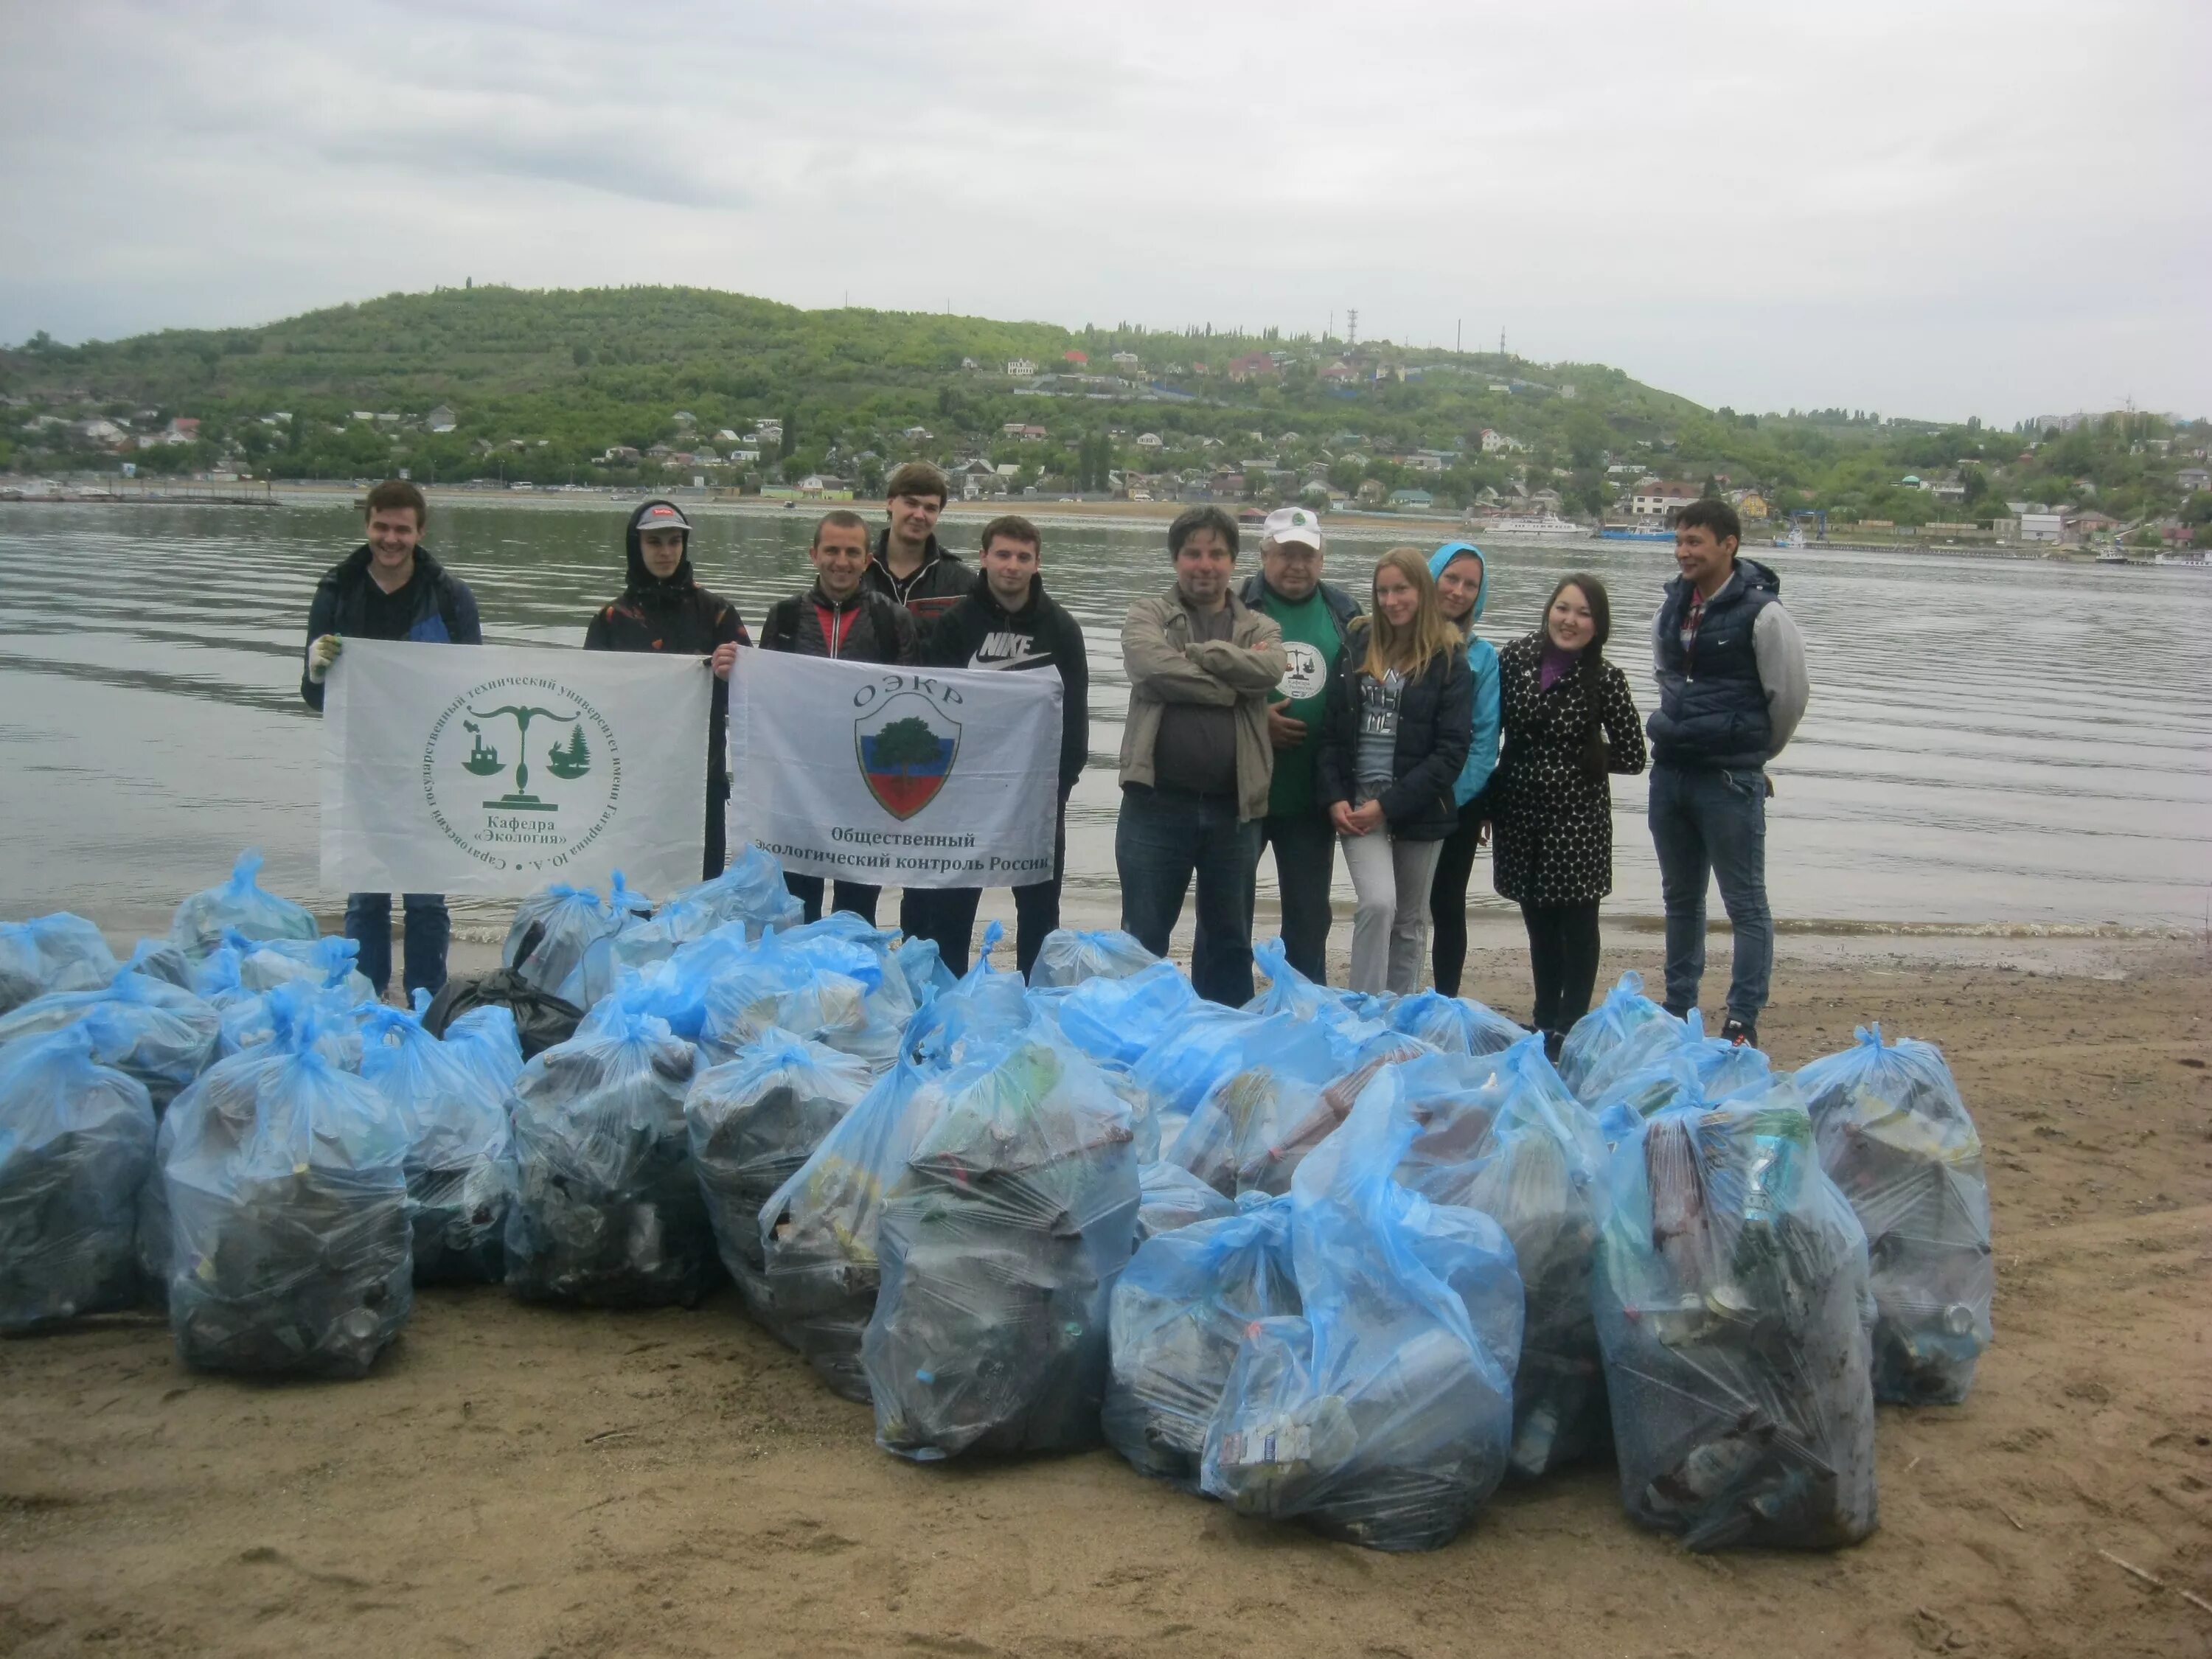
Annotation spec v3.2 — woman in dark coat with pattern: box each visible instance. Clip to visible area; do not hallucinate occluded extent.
[1491,573,1646,1057]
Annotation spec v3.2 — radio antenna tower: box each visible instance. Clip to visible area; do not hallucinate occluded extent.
[1346,307,1360,347]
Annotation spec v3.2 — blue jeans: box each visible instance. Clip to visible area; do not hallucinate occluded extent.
[1647,763,1773,1023]
[1116,785,1264,1007]
[345,892,451,1001]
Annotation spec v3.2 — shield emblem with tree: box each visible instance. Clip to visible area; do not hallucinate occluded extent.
[855,692,960,819]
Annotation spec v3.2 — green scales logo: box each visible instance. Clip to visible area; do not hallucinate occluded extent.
[422,675,624,873]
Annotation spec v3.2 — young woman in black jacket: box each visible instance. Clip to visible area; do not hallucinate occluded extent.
[583,500,747,879]
[1317,547,1473,994]
[1489,572,1646,1055]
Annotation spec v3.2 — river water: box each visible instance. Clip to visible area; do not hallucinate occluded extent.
[1,498,2207,940]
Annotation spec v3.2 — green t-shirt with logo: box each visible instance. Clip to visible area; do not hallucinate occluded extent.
[1260,585,1343,818]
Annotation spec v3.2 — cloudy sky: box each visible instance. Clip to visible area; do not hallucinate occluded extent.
[2,0,2204,422]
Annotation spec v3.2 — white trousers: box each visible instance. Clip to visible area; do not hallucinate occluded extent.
[1338,832,1446,994]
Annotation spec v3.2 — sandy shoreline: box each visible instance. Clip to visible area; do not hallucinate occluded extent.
[2,936,2208,1658]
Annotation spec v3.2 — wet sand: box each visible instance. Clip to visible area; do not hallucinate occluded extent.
[4,934,2208,1658]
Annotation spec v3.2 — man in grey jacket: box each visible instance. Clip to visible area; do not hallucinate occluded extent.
[1116,506,1288,1005]
[1646,497,1811,1048]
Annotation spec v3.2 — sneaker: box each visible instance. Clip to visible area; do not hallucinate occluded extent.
[1719,1017,1758,1048]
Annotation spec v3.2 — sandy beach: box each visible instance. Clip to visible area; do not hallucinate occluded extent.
[4,930,2207,1659]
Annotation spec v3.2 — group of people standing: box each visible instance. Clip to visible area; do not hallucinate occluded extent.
[302,463,1806,1056]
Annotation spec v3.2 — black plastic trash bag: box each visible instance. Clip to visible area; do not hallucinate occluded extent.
[362,1005,519,1284]
[168,849,319,961]
[422,967,583,1060]
[1026,928,1160,990]
[686,1029,872,1316]
[0,970,221,1112]
[1558,971,1685,1105]
[0,913,118,1015]
[1199,1068,1524,1552]
[502,999,713,1307]
[863,1032,1141,1459]
[1592,1080,1879,1551]
[1796,1025,1992,1405]
[1106,1194,1299,1489]
[761,1057,947,1398]
[161,990,412,1377]
[1390,1039,1613,1478]
[1134,1159,1236,1245]
[0,1015,158,1331]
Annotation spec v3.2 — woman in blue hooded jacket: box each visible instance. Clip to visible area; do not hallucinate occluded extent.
[1424,542,1502,995]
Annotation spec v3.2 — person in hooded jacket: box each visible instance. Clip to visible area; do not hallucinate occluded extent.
[1315,547,1472,995]
[1423,541,1503,997]
[907,514,1089,976]
[1645,497,1809,1049]
[582,499,748,879]
[302,479,481,1001]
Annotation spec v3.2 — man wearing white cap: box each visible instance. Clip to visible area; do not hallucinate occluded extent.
[1228,505,1363,983]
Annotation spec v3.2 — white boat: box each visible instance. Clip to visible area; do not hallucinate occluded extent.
[2095,548,2129,566]
[1478,512,1585,539]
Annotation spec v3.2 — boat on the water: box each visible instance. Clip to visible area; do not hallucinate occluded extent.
[2095,548,2130,566]
[1477,512,1585,539]
[1597,525,1674,542]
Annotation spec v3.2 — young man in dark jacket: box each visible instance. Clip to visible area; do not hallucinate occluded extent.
[760,509,919,924]
[582,499,748,879]
[907,515,1089,976]
[863,461,970,626]
[1646,498,1811,1048]
[301,478,481,1000]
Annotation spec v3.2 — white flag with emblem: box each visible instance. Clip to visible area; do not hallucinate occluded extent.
[728,652,1061,890]
[320,641,712,896]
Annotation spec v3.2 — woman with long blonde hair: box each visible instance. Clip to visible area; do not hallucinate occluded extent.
[1316,547,1474,992]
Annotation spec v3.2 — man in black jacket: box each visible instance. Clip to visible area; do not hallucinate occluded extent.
[908,515,1088,976]
[302,479,481,1000]
[863,461,970,626]
[583,499,748,879]
[760,509,919,925]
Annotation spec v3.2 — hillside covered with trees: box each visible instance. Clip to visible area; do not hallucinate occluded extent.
[3,284,2205,540]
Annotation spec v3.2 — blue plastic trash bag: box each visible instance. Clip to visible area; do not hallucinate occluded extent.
[1559,971,1686,1104]
[0,913,118,1015]
[900,924,1031,1070]
[686,1029,872,1317]
[161,990,413,1377]
[233,932,376,1004]
[1391,1038,1612,1478]
[1138,1006,1338,1126]
[1795,1025,1992,1405]
[759,1056,945,1399]
[1057,959,1200,1068]
[0,1016,158,1330]
[1159,1012,1355,1197]
[0,970,220,1112]
[698,933,880,1065]
[443,1003,525,1088]
[1389,990,1526,1057]
[361,1006,515,1284]
[1246,938,1346,1023]
[502,999,712,1307]
[168,849,319,961]
[1107,1194,1300,1489]
[504,874,650,996]
[666,842,805,938]
[863,1032,1141,1459]
[1589,1013,1773,1148]
[893,935,956,1007]
[213,983,364,1071]
[1199,1068,1524,1552]
[122,939,194,990]
[1592,1078,1879,1551]
[1134,1158,1237,1245]
[1027,928,1160,990]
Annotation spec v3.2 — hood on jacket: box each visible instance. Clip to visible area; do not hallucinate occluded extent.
[1673,555,1782,604]
[966,567,1051,623]
[1429,541,1489,625]
[624,498,696,599]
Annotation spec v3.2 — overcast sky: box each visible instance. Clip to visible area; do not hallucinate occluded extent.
[2,0,2205,422]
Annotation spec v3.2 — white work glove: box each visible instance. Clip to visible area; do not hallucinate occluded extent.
[307,633,343,684]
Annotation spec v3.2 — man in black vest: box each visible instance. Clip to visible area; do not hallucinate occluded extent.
[908,515,1088,976]
[302,479,482,1000]
[1646,498,1809,1048]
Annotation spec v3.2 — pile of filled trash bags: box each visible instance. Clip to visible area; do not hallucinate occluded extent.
[1,850,1996,1556]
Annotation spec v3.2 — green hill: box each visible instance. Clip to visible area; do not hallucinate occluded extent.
[1,284,2204,534]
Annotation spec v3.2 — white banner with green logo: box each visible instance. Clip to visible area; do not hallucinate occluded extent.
[729,652,1061,889]
[320,641,712,896]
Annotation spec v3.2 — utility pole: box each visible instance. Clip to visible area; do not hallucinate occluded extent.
[1499,327,1506,361]
[1455,319,1461,354]
[1346,307,1360,347]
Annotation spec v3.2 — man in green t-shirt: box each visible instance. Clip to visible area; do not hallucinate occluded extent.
[1234,506,1362,982]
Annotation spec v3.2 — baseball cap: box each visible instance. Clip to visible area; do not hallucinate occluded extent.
[1261,505,1324,553]
[636,502,692,537]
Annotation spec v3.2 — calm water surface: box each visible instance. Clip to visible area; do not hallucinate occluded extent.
[1,499,2206,938]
